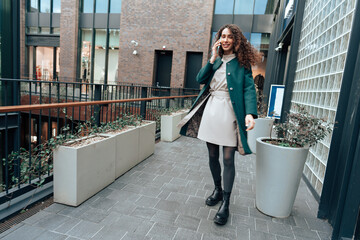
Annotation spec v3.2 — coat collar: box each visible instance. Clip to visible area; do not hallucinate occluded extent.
[213,57,238,70]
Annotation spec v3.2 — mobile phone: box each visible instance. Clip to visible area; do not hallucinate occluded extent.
[217,38,221,53]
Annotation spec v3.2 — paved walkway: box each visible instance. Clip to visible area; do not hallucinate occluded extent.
[0,137,332,240]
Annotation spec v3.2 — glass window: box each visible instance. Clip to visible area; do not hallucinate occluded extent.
[80,29,93,83]
[250,33,270,79]
[214,0,234,14]
[36,47,54,80]
[52,27,60,34]
[29,0,38,12]
[27,27,39,34]
[254,0,275,14]
[53,0,61,13]
[234,0,254,14]
[82,0,94,13]
[243,32,251,41]
[40,0,51,13]
[110,0,121,13]
[40,27,50,34]
[94,29,107,83]
[107,29,120,84]
[96,0,108,13]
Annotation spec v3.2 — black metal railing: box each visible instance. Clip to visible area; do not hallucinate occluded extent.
[0,78,199,220]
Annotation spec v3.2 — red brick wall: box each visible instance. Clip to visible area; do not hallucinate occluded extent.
[117,0,215,88]
[59,0,79,82]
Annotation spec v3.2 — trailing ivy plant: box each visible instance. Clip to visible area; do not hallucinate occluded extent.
[267,104,332,148]
[2,114,143,192]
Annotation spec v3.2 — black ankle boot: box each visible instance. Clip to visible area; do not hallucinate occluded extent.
[214,191,231,225]
[205,185,223,206]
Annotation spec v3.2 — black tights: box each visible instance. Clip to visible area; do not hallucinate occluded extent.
[206,142,236,193]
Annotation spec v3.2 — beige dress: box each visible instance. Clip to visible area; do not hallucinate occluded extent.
[197,54,237,147]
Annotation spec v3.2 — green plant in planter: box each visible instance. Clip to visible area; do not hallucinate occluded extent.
[267,104,332,147]
[2,114,143,206]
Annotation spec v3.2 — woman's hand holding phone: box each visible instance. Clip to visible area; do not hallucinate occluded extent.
[210,38,221,64]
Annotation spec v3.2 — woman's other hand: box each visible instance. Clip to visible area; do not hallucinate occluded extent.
[245,114,255,131]
[210,39,221,64]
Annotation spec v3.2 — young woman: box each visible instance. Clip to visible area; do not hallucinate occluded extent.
[179,24,261,225]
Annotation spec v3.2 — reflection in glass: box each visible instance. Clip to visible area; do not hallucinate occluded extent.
[107,29,120,84]
[94,29,107,83]
[53,0,61,13]
[29,0,38,12]
[110,0,122,13]
[80,29,93,83]
[250,33,270,79]
[82,0,94,13]
[234,0,254,14]
[214,0,234,14]
[55,48,60,80]
[96,0,108,13]
[254,0,275,14]
[36,47,54,80]
[40,0,51,13]
[27,27,39,34]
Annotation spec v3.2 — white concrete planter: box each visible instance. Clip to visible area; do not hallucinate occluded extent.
[256,137,309,218]
[160,110,187,142]
[53,135,116,206]
[100,120,156,178]
[139,121,156,162]
[247,118,274,154]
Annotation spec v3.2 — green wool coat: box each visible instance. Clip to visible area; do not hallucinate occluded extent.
[180,57,258,155]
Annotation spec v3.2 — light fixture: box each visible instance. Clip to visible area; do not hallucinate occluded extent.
[131,40,138,47]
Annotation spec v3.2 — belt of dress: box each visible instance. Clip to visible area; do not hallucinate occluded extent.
[210,90,230,98]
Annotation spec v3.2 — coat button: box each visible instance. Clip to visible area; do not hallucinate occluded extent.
[228,73,230,75]
[230,87,233,90]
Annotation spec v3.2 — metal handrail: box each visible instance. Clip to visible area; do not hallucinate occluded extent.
[0,95,197,113]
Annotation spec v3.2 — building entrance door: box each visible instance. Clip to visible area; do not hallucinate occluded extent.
[154,50,172,87]
[185,52,202,89]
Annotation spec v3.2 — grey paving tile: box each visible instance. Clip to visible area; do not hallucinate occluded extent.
[135,195,160,208]
[236,225,251,240]
[173,227,202,240]
[57,204,89,218]
[53,217,82,234]
[33,212,71,230]
[154,199,181,212]
[175,202,202,217]
[33,230,67,240]
[0,223,25,239]
[121,233,152,240]
[66,220,103,239]
[90,197,118,211]
[198,218,237,239]
[151,210,178,224]
[317,230,332,240]
[22,210,52,225]
[250,229,277,240]
[91,225,127,240]
[43,203,67,213]
[267,221,295,238]
[109,200,137,215]
[305,217,333,233]
[78,207,109,223]
[174,214,201,231]
[231,213,256,230]
[292,226,320,240]
[130,206,157,220]
[166,192,190,203]
[255,218,269,233]
[146,222,178,239]
[1,224,45,240]
[235,196,256,207]
[108,214,144,233]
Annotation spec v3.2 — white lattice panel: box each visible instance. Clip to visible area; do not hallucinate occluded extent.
[291,0,356,195]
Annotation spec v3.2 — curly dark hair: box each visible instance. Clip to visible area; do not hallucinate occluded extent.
[215,24,263,69]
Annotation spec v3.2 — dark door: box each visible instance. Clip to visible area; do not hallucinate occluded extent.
[155,50,172,87]
[185,52,202,89]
